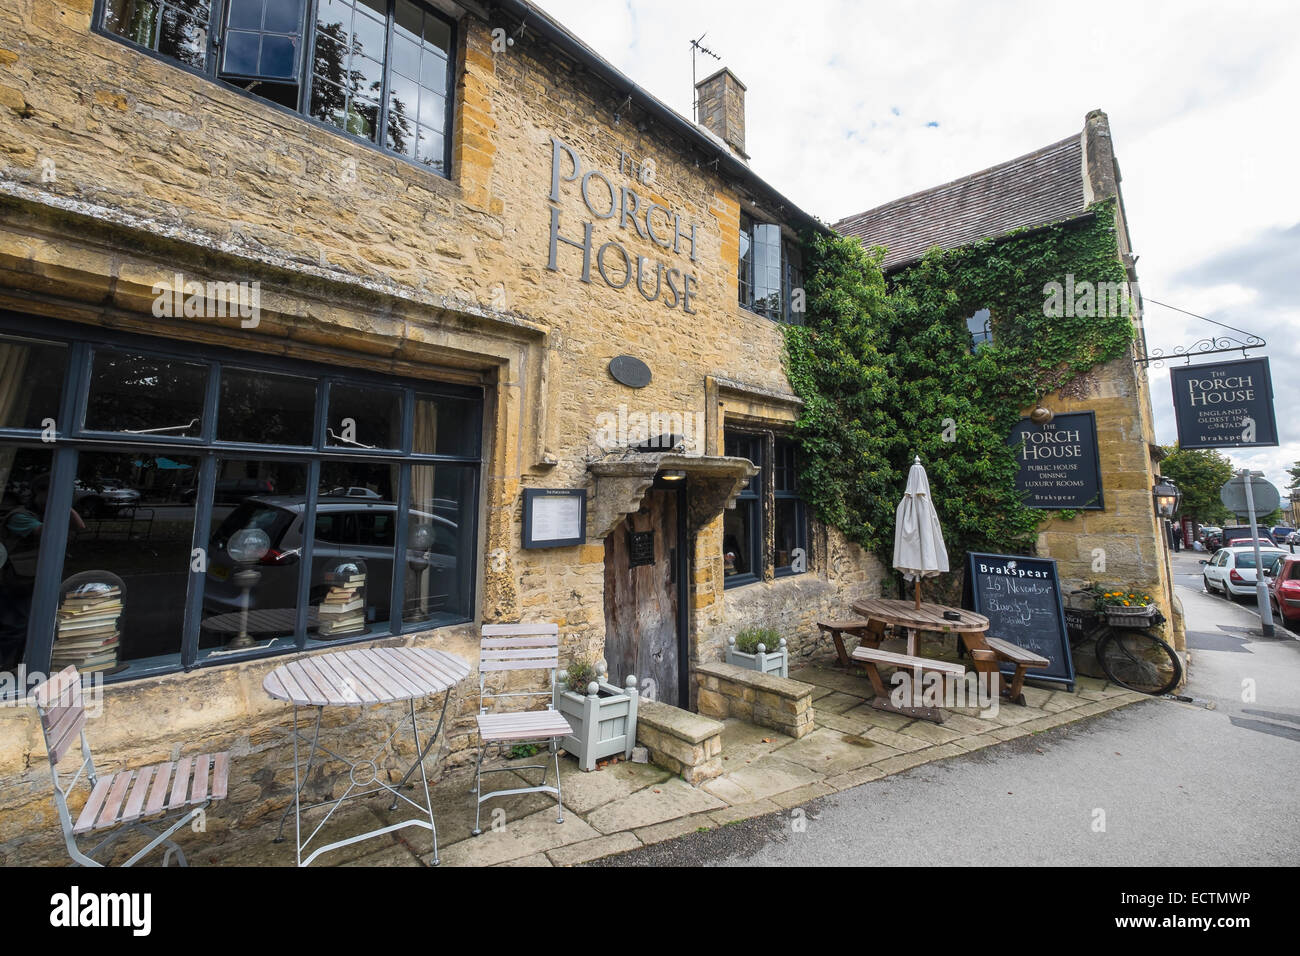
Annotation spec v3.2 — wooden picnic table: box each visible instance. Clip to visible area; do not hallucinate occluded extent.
[263,646,470,866]
[844,597,1047,715]
[849,597,990,656]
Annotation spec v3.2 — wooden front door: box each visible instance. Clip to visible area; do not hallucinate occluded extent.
[604,486,686,707]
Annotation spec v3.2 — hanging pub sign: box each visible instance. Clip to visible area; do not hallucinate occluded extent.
[965,553,1075,688]
[1008,411,1104,510]
[522,489,587,549]
[1169,356,1278,449]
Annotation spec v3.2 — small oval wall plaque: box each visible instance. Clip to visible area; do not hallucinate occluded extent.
[609,355,652,389]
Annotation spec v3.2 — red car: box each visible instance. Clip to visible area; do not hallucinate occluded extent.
[1266,553,1300,628]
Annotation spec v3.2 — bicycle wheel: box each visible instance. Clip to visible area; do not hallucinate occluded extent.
[1095,627,1183,695]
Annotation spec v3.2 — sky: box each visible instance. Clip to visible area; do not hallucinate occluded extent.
[534,0,1300,505]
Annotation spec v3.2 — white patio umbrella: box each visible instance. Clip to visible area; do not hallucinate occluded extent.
[893,456,949,609]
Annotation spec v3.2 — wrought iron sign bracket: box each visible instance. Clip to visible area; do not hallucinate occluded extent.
[1134,298,1267,368]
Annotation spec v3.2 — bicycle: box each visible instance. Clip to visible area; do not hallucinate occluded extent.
[1065,589,1184,696]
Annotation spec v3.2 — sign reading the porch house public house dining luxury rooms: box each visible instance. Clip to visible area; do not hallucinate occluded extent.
[1008,411,1104,509]
[1169,356,1278,449]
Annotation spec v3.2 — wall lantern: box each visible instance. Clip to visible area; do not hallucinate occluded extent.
[1153,478,1182,518]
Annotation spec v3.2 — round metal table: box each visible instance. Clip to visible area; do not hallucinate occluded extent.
[264,646,470,866]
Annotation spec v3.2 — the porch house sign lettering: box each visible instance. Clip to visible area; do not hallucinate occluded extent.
[1008,411,1103,510]
[546,137,699,314]
[1169,357,1278,449]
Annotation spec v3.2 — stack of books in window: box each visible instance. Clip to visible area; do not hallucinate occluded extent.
[316,570,367,638]
[52,585,122,674]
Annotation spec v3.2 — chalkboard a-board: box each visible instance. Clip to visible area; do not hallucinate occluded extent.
[965,552,1075,688]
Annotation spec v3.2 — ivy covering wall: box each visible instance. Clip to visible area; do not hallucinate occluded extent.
[784,201,1136,572]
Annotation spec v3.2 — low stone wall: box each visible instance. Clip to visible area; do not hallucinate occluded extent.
[635,699,724,785]
[694,661,815,739]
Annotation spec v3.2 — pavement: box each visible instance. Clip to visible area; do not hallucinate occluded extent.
[593,551,1300,866]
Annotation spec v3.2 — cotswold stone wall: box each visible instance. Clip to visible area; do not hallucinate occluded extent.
[0,1,883,854]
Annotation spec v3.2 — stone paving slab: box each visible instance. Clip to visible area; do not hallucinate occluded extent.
[586,777,726,834]
[702,755,825,804]
[555,759,671,815]
[777,726,899,775]
[433,805,600,867]
[546,832,641,866]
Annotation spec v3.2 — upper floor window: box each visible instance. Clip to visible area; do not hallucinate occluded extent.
[97,0,455,175]
[966,308,993,352]
[738,213,803,323]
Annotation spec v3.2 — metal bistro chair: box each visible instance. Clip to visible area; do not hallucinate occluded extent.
[32,665,230,866]
[471,623,573,837]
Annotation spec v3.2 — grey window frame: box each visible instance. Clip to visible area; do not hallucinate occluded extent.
[0,312,482,689]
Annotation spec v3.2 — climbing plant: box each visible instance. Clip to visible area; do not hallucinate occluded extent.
[784,201,1135,569]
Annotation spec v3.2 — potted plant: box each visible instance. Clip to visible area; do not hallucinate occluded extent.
[1096,588,1159,626]
[553,658,639,772]
[726,627,789,677]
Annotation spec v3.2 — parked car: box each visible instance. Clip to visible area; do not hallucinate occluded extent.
[1220,525,1277,548]
[322,486,382,499]
[1270,526,1295,544]
[202,496,461,628]
[1287,530,1300,548]
[72,477,141,517]
[1266,553,1300,628]
[1201,545,1289,598]
[180,477,276,505]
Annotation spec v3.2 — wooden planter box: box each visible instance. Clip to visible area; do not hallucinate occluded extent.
[1103,604,1158,627]
[725,637,789,678]
[554,673,639,772]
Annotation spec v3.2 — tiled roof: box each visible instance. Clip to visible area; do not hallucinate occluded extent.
[834,134,1088,270]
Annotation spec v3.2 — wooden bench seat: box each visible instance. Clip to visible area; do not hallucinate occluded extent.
[850,645,966,723]
[981,636,1050,705]
[818,618,887,668]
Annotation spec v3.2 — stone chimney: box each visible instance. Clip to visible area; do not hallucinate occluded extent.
[694,67,748,160]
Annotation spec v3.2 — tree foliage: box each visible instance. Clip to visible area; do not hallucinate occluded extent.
[1158,445,1235,524]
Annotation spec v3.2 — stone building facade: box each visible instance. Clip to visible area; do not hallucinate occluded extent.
[0,0,883,853]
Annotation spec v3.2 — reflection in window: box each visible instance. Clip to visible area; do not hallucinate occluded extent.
[311,0,389,143]
[0,335,66,430]
[1,446,54,677]
[201,459,308,655]
[723,432,763,586]
[308,462,397,640]
[738,213,795,321]
[60,451,201,675]
[773,438,807,575]
[86,349,207,438]
[385,0,451,170]
[967,308,993,352]
[218,367,316,446]
[327,383,402,450]
[220,0,307,109]
[405,463,474,624]
[102,0,213,69]
[413,393,480,458]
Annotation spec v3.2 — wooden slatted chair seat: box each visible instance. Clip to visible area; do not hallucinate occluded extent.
[73,754,230,835]
[32,665,230,867]
[476,710,572,742]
